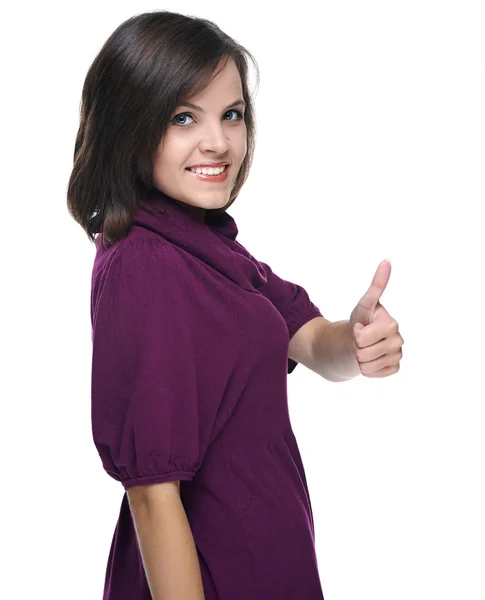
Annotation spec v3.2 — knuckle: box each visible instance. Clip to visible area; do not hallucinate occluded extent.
[360,362,370,374]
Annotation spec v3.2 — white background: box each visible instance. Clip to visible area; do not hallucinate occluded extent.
[2,1,484,598]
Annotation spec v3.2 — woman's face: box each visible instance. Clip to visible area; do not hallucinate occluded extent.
[153,58,247,222]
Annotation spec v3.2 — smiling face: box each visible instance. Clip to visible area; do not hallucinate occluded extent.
[152,57,248,222]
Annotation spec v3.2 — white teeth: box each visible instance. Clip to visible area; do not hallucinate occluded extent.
[189,165,226,175]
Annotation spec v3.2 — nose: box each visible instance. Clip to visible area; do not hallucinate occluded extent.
[198,120,230,154]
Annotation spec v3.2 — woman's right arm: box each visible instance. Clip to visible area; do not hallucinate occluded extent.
[127,481,205,600]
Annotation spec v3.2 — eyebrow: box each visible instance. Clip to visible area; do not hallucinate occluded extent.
[179,98,246,112]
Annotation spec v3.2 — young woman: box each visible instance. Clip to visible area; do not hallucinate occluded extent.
[68,9,403,600]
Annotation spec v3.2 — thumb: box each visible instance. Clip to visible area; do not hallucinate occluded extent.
[357,258,392,312]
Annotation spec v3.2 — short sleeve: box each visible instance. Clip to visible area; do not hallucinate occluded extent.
[257,261,323,374]
[90,238,219,490]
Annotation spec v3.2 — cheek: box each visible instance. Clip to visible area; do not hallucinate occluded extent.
[153,148,178,174]
[233,131,248,163]
[154,133,187,166]
[152,155,167,181]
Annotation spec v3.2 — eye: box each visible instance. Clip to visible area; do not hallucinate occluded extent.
[170,109,245,127]
[171,113,194,127]
[224,109,245,121]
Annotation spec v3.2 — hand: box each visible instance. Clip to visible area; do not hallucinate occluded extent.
[349,259,404,378]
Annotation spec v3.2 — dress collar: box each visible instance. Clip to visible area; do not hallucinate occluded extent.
[131,187,268,292]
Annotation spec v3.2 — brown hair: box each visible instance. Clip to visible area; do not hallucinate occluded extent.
[66,10,259,247]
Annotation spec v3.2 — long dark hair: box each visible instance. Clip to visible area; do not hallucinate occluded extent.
[67,10,259,247]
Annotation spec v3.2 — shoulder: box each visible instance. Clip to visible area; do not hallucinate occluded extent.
[91,236,200,335]
[116,235,178,262]
[95,233,184,277]
[92,235,193,308]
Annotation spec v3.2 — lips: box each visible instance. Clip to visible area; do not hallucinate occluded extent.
[186,163,229,169]
[186,165,229,182]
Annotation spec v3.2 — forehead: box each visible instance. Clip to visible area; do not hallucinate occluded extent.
[187,58,243,105]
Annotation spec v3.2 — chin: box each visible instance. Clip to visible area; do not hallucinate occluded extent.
[196,197,230,210]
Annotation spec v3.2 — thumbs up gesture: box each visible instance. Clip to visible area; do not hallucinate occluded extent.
[349,259,404,378]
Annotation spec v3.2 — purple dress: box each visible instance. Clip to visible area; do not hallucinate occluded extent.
[90,188,325,599]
